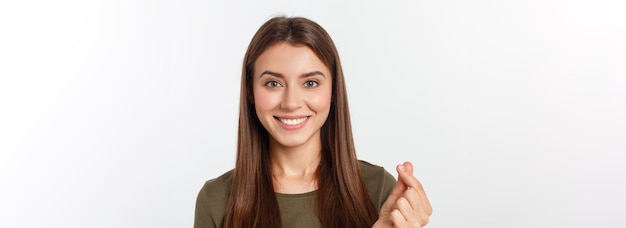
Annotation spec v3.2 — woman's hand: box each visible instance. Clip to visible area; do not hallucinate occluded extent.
[373,162,432,228]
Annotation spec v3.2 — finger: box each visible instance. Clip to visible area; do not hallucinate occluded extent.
[404,187,430,226]
[397,162,422,190]
[394,163,410,190]
[379,182,405,214]
[398,162,430,213]
[395,196,422,227]
[398,162,433,216]
[380,164,410,213]
[403,161,414,175]
[403,188,420,216]
[391,208,422,228]
[390,209,408,228]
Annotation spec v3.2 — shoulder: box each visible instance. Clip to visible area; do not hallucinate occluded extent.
[359,160,396,186]
[194,170,233,228]
[358,160,397,211]
[200,170,233,198]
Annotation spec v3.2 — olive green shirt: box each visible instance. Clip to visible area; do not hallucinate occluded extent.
[194,160,396,228]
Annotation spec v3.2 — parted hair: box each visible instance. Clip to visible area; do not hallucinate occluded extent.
[224,16,379,228]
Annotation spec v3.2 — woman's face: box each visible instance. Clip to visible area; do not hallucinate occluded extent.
[252,42,332,149]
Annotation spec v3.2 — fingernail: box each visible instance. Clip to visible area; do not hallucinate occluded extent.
[398,164,405,172]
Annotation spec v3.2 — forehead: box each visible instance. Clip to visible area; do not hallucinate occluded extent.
[254,42,331,78]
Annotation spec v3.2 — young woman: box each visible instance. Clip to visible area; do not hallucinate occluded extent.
[194,16,432,228]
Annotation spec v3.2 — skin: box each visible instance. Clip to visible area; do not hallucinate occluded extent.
[374,162,433,228]
[253,42,332,194]
[253,42,433,226]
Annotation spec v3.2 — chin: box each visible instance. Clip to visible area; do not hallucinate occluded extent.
[275,139,307,148]
[272,135,310,148]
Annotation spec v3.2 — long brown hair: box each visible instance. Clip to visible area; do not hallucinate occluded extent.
[224,16,378,227]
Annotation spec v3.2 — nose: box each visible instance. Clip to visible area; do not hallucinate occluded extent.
[280,86,303,110]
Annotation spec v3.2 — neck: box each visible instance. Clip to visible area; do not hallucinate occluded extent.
[269,137,322,194]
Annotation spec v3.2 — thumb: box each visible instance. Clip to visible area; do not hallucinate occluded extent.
[379,164,409,214]
[402,161,414,175]
[397,162,414,186]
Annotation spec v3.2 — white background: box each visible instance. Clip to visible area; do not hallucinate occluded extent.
[1,0,625,227]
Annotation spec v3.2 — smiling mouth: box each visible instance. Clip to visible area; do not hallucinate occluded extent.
[275,116,309,126]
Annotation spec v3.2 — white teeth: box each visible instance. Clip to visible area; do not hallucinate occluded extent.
[279,117,308,126]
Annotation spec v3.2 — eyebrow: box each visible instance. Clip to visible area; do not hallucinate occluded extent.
[258,70,326,78]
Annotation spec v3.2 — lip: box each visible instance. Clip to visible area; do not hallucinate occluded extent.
[274,115,310,130]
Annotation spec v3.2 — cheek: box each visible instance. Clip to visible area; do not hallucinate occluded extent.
[253,88,278,114]
[309,87,333,113]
